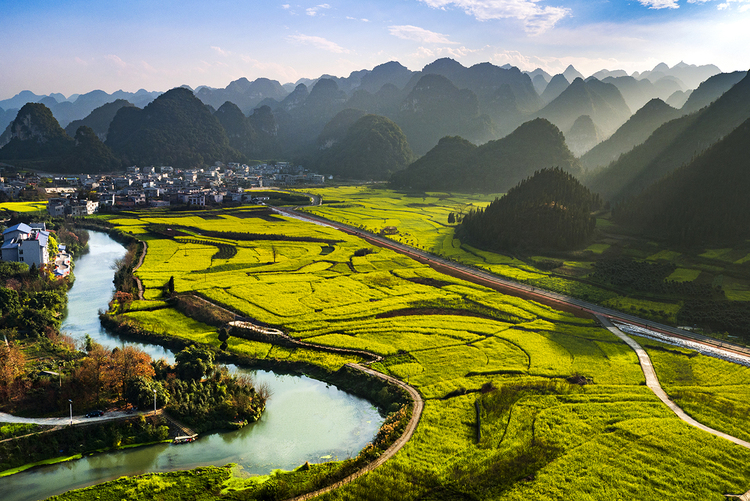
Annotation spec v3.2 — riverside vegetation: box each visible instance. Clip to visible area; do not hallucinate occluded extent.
[50,203,750,500]
[0,207,269,478]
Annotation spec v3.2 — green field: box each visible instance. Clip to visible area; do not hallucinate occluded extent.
[0,201,47,213]
[79,204,750,500]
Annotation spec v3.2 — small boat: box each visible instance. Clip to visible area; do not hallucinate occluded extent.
[173,435,197,444]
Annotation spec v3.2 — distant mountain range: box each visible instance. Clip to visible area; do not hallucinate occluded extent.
[0,59,726,163]
[4,57,745,197]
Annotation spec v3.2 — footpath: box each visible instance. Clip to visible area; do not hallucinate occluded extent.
[598,315,750,450]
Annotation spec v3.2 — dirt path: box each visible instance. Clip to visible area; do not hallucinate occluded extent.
[132,240,147,300]
[115,238,425,500]
[287,363,424,501]
[598,315,750,449]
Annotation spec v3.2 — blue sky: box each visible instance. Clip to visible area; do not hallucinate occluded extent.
[1,0,748,99]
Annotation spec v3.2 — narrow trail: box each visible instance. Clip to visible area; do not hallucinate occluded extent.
[287,363,424,501]
[132,240,147,300]
[598,315,750,449]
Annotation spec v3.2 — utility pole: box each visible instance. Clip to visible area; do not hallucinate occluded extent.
[69,399,73,425]
[153,389,157,415]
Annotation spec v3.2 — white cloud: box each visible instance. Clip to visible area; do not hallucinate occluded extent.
[281,4,290,9]
[417,0,570,35]
[716,0,750,9]
[211,46,230,57]
[638,0,679,8]
[104,54,127,69]
[347,16,370,21]
[306,4,331,16]
[389,25,458,44]
[287,34,350,53]
[688,0,750,6]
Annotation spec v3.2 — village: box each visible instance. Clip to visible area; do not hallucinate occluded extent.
[0,161,325,216]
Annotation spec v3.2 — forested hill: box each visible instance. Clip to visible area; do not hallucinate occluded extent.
[613,116,750,245]
[105,87,241,169]
[390,118,580,193]
[585,70,750,202]
[0,103,73,161]
[64,99,134,141]
[313,114,414,180]
[457,167,603,251]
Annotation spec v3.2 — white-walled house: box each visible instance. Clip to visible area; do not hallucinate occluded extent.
[1,223,49,267]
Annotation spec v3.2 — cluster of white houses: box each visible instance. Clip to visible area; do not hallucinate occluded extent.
[41,161,324,212]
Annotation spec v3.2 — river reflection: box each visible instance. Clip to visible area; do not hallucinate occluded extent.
[7,231,384,501]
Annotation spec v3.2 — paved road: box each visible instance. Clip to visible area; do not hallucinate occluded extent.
[0,409,151,427]
[277,207,750,360]
[598,316,750,449]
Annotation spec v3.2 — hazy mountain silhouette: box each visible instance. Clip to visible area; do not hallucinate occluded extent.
[565,115,603,157]
[614,116,750,245]
[391,118,580,193]
[586,71,750,201]
[681,70,747,114]
[64,99,135,141]
[540,74,569,104]
[580,98,680,171]
[536,77,631,136]
[396,73,496,156]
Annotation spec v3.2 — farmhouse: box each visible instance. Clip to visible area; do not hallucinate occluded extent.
[1,222,50,266]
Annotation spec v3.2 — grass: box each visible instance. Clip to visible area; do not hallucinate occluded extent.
[0,423,41,440]
[0,454,82,478]
[46,465,233,500]
[667,268,701,282]
[77,204,750,500]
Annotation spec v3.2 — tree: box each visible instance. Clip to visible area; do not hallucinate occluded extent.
[108,345,155,399]
[167,276,175,295]
[124,376,170,409]
[0,287,21,317]
[0,343,26,402]
[218,327,230,351]
[448,212,455,224]
[175,345,215,381]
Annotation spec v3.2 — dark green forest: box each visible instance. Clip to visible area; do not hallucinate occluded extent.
[457,167,602,251]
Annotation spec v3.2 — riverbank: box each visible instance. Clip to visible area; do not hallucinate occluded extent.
[4,230,388,501]
[0,414,171,477]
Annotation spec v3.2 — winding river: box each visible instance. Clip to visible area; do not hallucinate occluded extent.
[5,231,384,501]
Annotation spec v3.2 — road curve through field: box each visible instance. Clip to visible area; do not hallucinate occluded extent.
[598,315,750,449]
